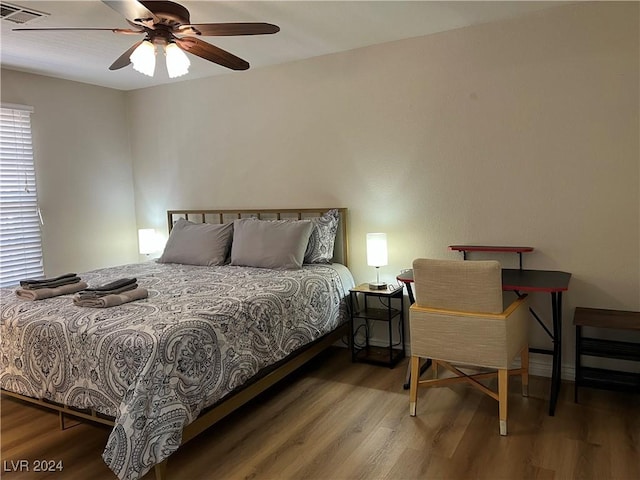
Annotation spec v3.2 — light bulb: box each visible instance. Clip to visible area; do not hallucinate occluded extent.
[130,40,156,77]
[165,43,190,78]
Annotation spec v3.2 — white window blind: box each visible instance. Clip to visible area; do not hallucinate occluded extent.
[0,104,44,288]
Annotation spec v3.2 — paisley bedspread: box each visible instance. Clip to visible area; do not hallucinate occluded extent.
[0,261,354,479]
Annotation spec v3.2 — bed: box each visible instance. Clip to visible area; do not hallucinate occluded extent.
[0,208,354,480]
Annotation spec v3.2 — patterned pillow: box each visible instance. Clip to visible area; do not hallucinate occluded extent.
[304,209,340,264]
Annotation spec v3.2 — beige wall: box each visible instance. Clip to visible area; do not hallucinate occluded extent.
[0,69,138,274]
[128,2,639,376]
[1,2,637,377]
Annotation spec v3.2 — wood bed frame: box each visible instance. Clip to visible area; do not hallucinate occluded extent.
[1,208,350,480]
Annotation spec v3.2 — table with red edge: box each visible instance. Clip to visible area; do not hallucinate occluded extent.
[397,245,571,416]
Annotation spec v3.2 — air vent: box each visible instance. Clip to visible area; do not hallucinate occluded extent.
[1,2,48,24]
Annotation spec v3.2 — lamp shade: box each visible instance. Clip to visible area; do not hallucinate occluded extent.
[130,40,156,77]
[165,43,190,78]
[138,229,158,255]
[366,233,388,267]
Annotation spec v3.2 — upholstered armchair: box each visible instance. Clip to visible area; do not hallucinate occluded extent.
[408,258,529,435]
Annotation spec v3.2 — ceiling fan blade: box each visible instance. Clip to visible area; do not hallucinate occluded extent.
[102,0,158,26]
[12,27,142,35]
[109,40,144,70]
[176,22,280,36]
[175,37,249,71]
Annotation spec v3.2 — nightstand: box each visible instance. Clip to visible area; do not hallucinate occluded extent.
[349,283,405,367]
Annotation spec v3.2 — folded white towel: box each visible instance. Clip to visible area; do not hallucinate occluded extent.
[73,287,148,308]
[15,281,88,301]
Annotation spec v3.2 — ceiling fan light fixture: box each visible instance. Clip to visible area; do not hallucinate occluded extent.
[165,42,190,78]
[14,1,280,77]
[130,40,156,77]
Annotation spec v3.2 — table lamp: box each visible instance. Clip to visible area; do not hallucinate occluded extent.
[366,232,388,290]
[138,228,158,255]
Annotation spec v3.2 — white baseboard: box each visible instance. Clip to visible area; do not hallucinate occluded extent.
[516,355,575,381]
[355,338,576,381]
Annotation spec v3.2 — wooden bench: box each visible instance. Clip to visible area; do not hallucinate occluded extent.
[573,307,640,401]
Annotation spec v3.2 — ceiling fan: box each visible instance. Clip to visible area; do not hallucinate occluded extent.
[13,0,280,77]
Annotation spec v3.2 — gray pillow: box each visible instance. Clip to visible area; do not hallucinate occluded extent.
[304,209,340,264]
[158,218,233,266]
[230,218,313,269]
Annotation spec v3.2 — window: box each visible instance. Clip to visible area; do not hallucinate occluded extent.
[0,104,44,287]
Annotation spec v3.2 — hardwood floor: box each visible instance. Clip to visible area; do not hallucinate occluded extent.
[1,347,638,480]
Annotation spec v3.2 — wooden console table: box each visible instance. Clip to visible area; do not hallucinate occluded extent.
[573,307,640,400]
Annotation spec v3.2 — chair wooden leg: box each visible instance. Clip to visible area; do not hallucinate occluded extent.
[498,368,508,435]
[409,355,420,416]
[154,459,167,480]
[521,346,529,397]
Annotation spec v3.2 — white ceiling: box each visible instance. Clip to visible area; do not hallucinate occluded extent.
[1,1,569,91]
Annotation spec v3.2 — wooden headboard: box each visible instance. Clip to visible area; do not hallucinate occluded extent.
[167,208,349,267]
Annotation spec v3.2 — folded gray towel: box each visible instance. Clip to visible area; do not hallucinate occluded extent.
[73,287,148,308]
[76,282,138,299]
[83,278,137,292]
[21,274,82,290]
[20,272,77,287]
[16,281,88,301]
